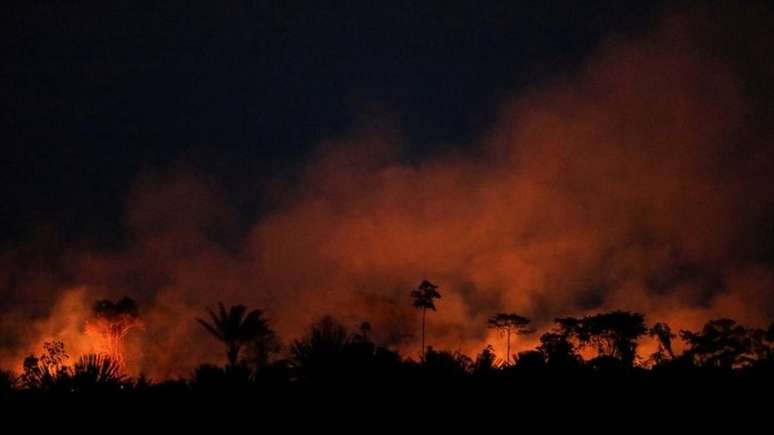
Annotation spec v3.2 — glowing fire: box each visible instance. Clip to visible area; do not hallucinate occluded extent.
[84,298,143,368]
[1,5,773,379]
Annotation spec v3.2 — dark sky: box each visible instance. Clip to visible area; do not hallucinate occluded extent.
[1,1,668,244]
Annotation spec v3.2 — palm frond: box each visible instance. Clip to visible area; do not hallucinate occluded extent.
[197,318,225,341]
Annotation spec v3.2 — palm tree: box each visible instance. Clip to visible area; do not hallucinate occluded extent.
[70,354,126,392]
[487,313,532,365]
[197,303,273,367]
[290,315,350,381]
[410,280,441,359]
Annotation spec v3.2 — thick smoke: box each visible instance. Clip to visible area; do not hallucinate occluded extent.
[2,4,774,376]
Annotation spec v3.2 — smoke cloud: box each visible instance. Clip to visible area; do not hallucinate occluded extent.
[2,4,774,376]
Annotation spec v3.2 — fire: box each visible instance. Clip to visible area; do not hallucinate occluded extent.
[84,298,143,368]
[0,4,773,378]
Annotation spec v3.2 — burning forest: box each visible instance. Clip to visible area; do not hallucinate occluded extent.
[1,1,774,412]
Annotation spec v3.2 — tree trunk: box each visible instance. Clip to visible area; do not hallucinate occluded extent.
[506,328,511,365]
[227,343,240,367]
[421,308,426,360]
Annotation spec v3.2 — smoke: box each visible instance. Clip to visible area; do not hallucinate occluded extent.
[2,3,774,376]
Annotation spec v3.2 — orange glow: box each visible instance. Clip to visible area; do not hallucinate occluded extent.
[85,314,143,368]
[1,6,774,378]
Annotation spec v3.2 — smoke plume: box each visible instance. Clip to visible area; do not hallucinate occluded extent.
[2,4,774,376]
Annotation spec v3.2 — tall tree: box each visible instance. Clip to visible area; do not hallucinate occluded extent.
[487,313,533,365]
[648,322,676,365]
[197,303,274,367]
[86,297,143,367]
[410,280,441,359]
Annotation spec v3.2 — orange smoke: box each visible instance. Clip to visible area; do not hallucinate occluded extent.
[2,4,774,377]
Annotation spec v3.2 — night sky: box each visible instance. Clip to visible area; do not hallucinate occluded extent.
[5,1,774,378]
[1,1,667,244]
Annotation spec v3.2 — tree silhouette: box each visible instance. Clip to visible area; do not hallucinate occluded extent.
[473,345,497,375]
[291,315,349,381]
[20,341,69,390]
[410,280,441,359]
[556,311,647,366]
[290,316,401,383]
[648,322,676,365]
[86,297,143,367]
[19,342,126,393]
[422,347,472,378]
[0,370,14,397]
[244,332,281,370]
[487,313,533,365]
[538,331,580,369]
[192,363,252,392]
[762,322,774,364]
[514,350,546,370]
[70,354,126,392]
[197,303,274,367]
[12,303,774,402]
[358,321,372,342]
[680,319,755,369]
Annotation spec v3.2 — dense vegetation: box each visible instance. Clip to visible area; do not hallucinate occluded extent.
[1,283,773,412]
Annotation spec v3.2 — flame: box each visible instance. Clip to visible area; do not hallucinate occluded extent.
[1,4,774,378]
[85,315,143,368]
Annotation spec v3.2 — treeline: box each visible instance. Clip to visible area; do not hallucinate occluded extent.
[1,280,773,401]
[2,308,774,397]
